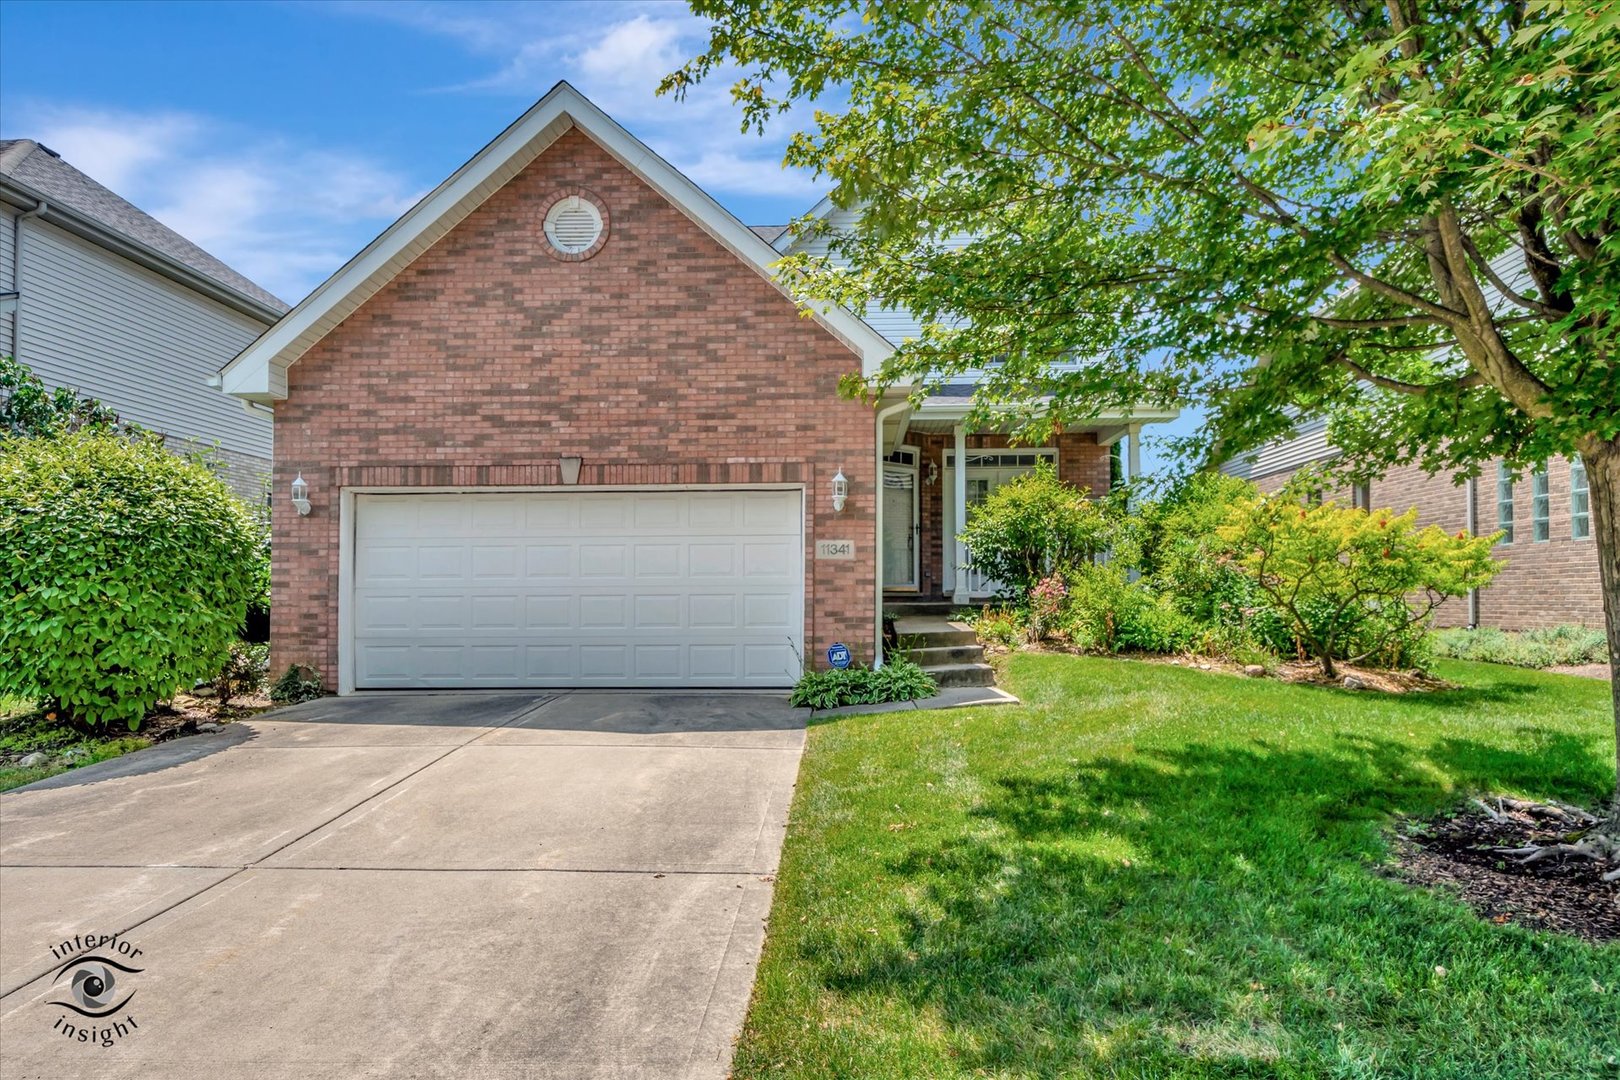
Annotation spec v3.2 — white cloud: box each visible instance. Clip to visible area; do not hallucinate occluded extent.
[578,15,684,84]
[7,103,420,304]
[337,1,817,209]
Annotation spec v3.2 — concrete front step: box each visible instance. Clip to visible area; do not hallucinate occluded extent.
[923,662,998,688]
[892,617,977,648]
[884,600,961,618]
[906,644,986,666]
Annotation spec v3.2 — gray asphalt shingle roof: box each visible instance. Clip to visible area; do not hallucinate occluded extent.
[0,138,288,313]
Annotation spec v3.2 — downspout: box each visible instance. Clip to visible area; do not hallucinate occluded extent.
[11,199,46,362]
[1465,473,1480,628]
[873,398,911,669]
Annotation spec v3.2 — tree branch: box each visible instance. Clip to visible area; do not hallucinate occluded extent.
[1337,354,1484,396]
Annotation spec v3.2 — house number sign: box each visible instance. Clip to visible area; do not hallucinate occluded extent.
[815,539,855,560]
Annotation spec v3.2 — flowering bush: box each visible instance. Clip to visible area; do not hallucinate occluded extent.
[1027,574,1068,642]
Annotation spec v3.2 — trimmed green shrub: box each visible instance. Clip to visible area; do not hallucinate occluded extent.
[1061,563,1202,655]
[958,460,1110,599]
[1432,625,1606,668]
[0,432,262,729]
[789,656,937,709]
[269,665,325,704]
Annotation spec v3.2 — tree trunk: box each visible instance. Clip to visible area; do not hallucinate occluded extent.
[1583,441,1620,831]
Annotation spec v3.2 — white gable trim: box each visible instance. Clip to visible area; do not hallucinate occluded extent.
[772,194,838,254]
[220,82,892,402]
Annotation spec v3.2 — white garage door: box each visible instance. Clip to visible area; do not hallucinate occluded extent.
[352,490,804,689]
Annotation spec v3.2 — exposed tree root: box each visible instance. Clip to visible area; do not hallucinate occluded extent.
[1479,798,1620,898]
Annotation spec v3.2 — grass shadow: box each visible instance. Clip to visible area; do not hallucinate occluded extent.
[752,655,1617,1078]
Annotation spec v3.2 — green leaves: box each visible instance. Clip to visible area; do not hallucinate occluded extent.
[0,430,262,729]
[957,460,1111,599]
[1217,480,1503,675]
[669,1,1619,474]
[788,657,937,709]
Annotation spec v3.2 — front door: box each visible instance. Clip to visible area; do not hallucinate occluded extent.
[881,463,919,590]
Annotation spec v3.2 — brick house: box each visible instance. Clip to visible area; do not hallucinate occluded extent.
[1225,417,1602,630]
[220,83,1173,693]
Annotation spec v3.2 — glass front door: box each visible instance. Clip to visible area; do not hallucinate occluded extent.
[881,465,918,589]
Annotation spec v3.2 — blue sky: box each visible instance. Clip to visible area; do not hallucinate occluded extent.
[0,0,1201,473]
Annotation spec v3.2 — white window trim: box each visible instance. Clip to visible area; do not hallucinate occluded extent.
[1496,462,1514,545]
[1531,464,1550,543]
[1571,458,1591,541]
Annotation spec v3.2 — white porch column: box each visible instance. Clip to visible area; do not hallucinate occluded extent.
[1127,424,1142,488]
[952,422,969,603]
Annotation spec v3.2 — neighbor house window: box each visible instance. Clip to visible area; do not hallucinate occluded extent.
[1531,464,1550,542]
[1351,482,1371,510]
[1571,458,1590,540]
[1496,463,1514,544]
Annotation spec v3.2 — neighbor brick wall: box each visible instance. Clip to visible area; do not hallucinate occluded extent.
[1252,455,1601,630]
[904,430,1112,598]
[270,128,877,682]
[177,440,270,504]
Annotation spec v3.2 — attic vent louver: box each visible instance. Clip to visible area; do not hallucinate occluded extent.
[544,196,604,254]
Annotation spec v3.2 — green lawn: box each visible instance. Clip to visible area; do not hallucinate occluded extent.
[0,696,151,792]
[736,654,1618,1079]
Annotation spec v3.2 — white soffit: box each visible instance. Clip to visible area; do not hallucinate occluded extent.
[220,81,893,402]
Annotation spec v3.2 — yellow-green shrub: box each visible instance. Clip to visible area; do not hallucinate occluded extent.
[1218,486,1502,676]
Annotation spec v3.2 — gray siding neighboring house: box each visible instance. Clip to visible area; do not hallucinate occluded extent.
[0,139,288,499]
[1222,416,1336,482]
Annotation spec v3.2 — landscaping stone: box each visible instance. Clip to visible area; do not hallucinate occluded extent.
[1343,674,1368,690]
[195,722,222,733]
[16,752,47,767]
[1244,665,1266,677]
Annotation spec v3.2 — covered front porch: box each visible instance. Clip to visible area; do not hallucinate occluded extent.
[875,391,1175,605]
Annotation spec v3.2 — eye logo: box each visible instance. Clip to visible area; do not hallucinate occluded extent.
[50,955,142,1018]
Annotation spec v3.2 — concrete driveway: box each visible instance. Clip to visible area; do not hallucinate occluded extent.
[0,691,805,1079]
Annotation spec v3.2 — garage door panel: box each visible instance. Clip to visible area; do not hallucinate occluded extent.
[524,544,574,578]
[688,544,736,577]
[525,594,574,628]
[579,544,628,577]
[353,491,804,688]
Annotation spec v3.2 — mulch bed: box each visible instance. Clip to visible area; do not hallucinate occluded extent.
[1391,800,1619,943]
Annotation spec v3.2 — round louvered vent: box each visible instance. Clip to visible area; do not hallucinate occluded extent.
[544,196,604,254]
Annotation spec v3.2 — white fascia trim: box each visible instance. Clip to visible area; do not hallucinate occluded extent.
[913,402,1183,425]
[222,82,892,403]
[773,193,838,254]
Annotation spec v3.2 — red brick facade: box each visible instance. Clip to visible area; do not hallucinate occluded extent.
[270,129,878,682]
[1254,455,1601,630]
[901,430,1112,598]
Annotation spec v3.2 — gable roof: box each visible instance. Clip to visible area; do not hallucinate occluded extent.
[219,82,894,402]
[0,138,287,317]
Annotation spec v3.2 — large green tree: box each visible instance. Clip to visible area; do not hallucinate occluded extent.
[667,0,1620,821]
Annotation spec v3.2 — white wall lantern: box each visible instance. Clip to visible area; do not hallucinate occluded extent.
[559,456,583,485]
[831,469,848,513]
[290,473,311,516]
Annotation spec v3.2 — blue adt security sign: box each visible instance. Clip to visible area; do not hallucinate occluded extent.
[826,643,852,669]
